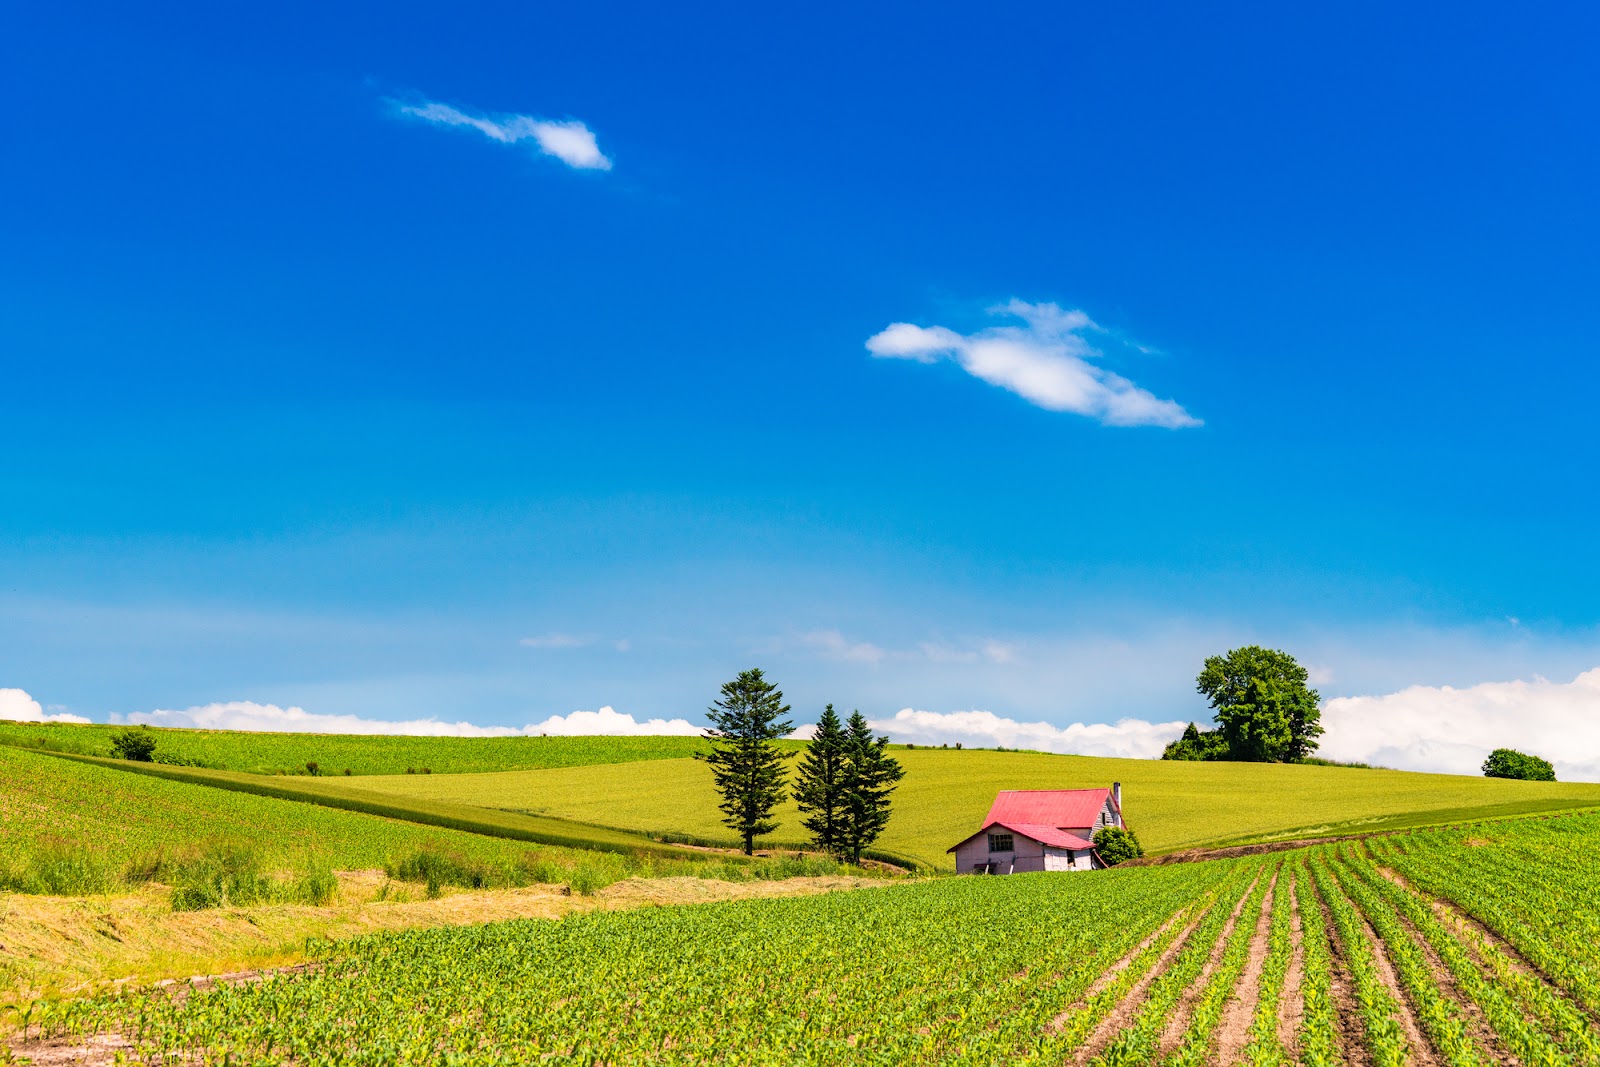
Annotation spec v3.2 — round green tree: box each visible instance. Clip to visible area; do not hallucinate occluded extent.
[1197,646,1323,762]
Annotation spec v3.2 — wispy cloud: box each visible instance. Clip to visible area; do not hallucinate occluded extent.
[868,708,1187,759]
[394,97,612,171]
[866,300,1199,428]
[1320,667,1600,781]
[800,629,888,665]
[0,687,90,724]
[520,633,594,649]
[118,699,699,737]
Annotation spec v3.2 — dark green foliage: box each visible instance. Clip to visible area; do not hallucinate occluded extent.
[305,761,321,776]
[1093,826,1144,866]
[1196,646,1323,762]
[837,711,905,865]
[1482,748,1556,781]
[110,726,157,762]
[696,668,795,854]
[794,705,848,854]
[1161,722,1230,761]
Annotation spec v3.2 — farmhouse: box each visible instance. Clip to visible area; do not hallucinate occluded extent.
[948,784,1125,874]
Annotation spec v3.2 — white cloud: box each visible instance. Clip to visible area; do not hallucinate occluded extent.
[1320,667,1600,781]
[800,629,888,665]
[869,708,1187,760]
[395,98,612,171]
[866,300,1199,428]
[0,687,90,724]
[520,633,593,649]
[120,700,698,737]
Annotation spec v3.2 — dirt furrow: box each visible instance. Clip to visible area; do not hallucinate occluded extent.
[1215,873,1278,1064]
[1313,879,1373,1067]
[1382,889,1513,1063]
[1068,904,1214,1065]
[1347,888,1442,1067]
[1048,912,1184,1032]
[1155,876,1262,1058]
[1278,874,1305,1057]
[1375,865,1600,1029]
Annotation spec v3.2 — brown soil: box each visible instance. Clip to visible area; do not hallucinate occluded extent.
[1127,834,1400,867]
[1068,903,1213,1065]
[0,871,882,1009]
[1215,872,1278,1065]
[4,1033,134,1067]
[1313,879,1372,1067]
[1375,865,1600,1029]
[1343,885,1441,1067]
[1277,874,1306,1056]
[1048,912,1182,1031]
[1156,875,1262,1058]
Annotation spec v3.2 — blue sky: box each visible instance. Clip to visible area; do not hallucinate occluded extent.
[4,2,1600,772]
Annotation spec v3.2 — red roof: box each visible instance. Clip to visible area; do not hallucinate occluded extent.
[944,821,1097,852]
[983,789,1112,830]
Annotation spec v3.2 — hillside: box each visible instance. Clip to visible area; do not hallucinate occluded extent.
[334,747,1600,867]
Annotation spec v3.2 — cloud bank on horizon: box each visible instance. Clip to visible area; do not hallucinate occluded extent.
[866,301,1200,429]
[6,666,1600,778]
[394,96,612,171]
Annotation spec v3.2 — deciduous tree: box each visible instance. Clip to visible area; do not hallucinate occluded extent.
[1197,646,1323,762]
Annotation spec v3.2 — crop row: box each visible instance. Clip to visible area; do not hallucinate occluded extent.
[14,811,1600,1065]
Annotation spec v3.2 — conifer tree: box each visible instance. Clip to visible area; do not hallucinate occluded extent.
[696,668,794,854]
[838,710,905,865]
[793,705,848,855]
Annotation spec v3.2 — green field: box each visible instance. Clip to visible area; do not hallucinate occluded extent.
[24,811,1600,1065]
[0,720,715,776]
[0,747,854,898]
[329,747,1600,866]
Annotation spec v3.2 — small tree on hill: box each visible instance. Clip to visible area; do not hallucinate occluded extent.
[1161,722,1229,761]
[794,705,848,855]
[837,711,905,865]
[696,668,794,855]
[1093,826,1143,866]
[1197,646,1323,762]
[1482,747,1556,782]
[110,726,157,762]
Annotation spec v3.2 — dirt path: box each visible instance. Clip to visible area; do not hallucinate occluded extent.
[1047,912,1184,1032]
[1345,885,1442,1067]
[1277,874,1306,1057]
[1068,903,1214,1065]
[1215,872,1278,1064]
[1,871,883,1008]
[1314,879,1373,1067]
[1155,875,1261,1058]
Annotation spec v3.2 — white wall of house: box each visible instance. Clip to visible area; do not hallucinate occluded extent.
[953,831,1047,874]
[1043,847,1096,872]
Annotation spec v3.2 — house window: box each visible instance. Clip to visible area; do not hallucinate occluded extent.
[988,833,1014,853]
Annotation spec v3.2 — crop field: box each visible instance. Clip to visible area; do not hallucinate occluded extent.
[0,720,718,776]
[0,748,853,900]
[337,746,1600,864]
[16,810,1600,1065]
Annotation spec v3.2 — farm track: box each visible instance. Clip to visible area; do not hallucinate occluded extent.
[1214,872,1276,1064]
[1277,879,1306,1058]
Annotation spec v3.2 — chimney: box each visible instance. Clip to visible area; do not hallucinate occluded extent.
[1112,781,1123,822]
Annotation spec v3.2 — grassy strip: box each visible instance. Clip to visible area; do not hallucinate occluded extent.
[1196,801,1600,853]
[1166,865,1276,1066]
[1345,851,1599,1065]
[1310,852,1408,1067]
[1241,865,1295,1066]
[1088,865,1259,1065]
[32,750,755,863]
[1329,851,1490,1067]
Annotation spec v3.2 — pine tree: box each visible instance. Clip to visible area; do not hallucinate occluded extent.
[696,668,794,854]
[837,710,905,865]
[793,705,848,855]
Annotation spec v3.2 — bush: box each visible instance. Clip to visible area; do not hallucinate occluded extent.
[110,726,158,762]
[1162,722,1229,762]
[1093,826,1144,866]
[0,841,117,895]
[1482,747,1556,781]
[305,761,321,776]
[169,845,275,911]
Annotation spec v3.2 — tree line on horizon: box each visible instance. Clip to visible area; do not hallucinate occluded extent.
[696,668,903,862]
